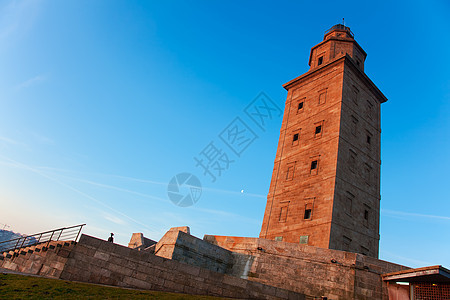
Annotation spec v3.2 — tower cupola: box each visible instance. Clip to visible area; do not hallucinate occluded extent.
[309,24,367,72]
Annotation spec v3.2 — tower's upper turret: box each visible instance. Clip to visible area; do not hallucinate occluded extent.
[309,24,367,72]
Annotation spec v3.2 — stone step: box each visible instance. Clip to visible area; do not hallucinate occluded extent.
[0,240,76,261]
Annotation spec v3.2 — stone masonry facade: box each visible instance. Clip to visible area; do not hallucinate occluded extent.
[259,24,386,258]
[204,235,407,300]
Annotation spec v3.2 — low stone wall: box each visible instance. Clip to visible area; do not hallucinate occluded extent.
[128,232,157,251]
[59,235,304,299]
[204,235,409,299]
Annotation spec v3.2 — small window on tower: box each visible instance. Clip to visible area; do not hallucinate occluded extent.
[364,164,372,184]
[279,206,288,222]
[304,202,313,220]
[292,131,300,146]
[286,165,294,181]
[349,149,357,173]
[318,89,327,105]
[352,86,359,104]
[318,56,323,66]
[351,116,358,136]
[367,101,374,119]
[366,133,372,144]
[343,236,352,251]
[315,125,322,135]
[363,204,370,227]
[297,98,306,114]
[304,209,312,220]
[314,121,324,138]
[310,157,319,175]
[346,191,355,216]
[315,125,322,134]
[360,246,369,256]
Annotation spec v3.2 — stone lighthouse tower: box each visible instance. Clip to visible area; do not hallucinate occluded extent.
[259,24,387,258]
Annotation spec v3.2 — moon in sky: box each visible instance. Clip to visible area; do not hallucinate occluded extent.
[240,190,244,193]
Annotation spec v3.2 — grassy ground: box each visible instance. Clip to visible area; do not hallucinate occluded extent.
[0,273,223,299]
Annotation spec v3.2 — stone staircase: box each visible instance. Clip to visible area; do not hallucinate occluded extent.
[0,226,85,280]
[0,240,77,278]
[0,240,76,261]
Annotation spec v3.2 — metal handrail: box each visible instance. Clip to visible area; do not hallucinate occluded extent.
[0,224,86,253]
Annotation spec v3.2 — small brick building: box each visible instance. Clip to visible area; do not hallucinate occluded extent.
[260,24,385,258]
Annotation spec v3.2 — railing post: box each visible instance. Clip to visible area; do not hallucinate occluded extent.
[14,237,22,250]
[19,236,28,249]
[74,224,84,242]
[56,229,63,241]
[46,231,55,248]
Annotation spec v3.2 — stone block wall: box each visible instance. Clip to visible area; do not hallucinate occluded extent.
[59,235,304,299]
[128,232,156,251]
[154,227,233,274]
[205,235,408,299]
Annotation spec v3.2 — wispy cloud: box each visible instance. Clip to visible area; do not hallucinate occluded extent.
[102,212,127,226]
[381,209,450,221]
[0,135,28,149]
[30,132,54,145]
[15,74,46,90]
[0,135,19,145]
[51,174,169,204]
[381,250,433,267]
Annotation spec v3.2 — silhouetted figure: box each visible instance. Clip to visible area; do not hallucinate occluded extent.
[108,233,114,243]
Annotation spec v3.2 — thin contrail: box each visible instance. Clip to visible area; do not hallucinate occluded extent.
[381,209,450,221]
[38,166,267,199]
[48,173,169,204]
[1,157,262,224]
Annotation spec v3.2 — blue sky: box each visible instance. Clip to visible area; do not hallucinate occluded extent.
[0,0,449,268]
